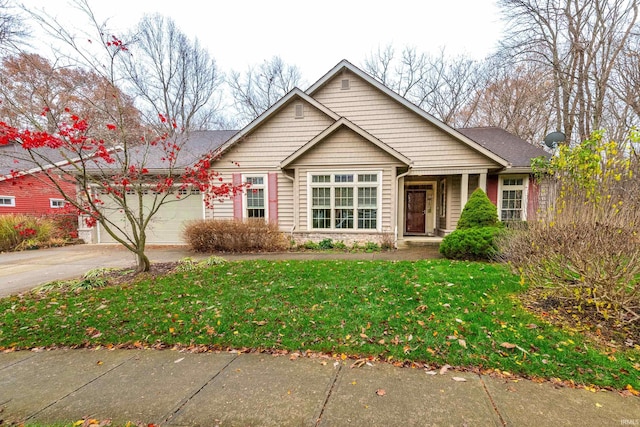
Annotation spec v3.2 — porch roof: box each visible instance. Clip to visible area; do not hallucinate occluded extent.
[456,127,550,168]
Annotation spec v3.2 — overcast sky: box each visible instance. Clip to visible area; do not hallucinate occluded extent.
[24,0,504,84]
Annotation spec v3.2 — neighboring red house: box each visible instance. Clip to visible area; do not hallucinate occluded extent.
[0,142,77,216]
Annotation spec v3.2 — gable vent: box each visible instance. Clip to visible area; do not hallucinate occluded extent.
[341,78,350,90]
[295,103,304,118]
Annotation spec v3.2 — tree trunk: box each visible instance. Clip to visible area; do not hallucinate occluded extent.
[135,250,151,273]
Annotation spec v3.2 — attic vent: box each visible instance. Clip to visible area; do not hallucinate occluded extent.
[341,78,350,90]
[295,103,304,118]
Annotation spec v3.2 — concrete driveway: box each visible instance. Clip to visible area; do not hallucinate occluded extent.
[0,244,198,298]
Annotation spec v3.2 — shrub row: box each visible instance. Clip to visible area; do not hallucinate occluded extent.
[183,219,289,253]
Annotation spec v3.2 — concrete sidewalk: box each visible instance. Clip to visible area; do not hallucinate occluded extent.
[1,349,638,426]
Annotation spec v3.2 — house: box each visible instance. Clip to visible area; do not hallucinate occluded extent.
[0,141,77,216]
[202,60,550,247]
[76,60,549,246]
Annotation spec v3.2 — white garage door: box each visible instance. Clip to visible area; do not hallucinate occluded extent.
[98,191,204,244]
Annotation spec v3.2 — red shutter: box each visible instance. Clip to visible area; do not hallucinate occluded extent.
[527,176,538,219]
[486,176,499,206]
[232,173,242,220]
[268,172,278,223]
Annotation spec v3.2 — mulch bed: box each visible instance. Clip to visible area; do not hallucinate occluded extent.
[521,288,639,351]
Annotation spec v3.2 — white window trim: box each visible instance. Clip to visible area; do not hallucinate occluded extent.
[0,195,16,207]
[497,175,529,221]
[307,170,382,232]
[242,173,268,221]
[49,198,66,208]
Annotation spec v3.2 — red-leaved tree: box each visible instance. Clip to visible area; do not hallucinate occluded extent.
[0,4,243,272]
[0,109,242,273]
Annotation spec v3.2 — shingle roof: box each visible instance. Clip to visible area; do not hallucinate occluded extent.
[0,130,237,178]
[126,130,238,170]
[456,127,551,168]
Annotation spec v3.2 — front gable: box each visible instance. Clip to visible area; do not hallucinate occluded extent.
[308,62,509,172]
[281,118,411,168]
[216,89,338,169]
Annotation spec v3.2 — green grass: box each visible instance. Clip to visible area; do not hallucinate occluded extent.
[1,259,638,390]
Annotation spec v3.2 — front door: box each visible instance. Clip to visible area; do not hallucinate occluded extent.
[405,190,426,234]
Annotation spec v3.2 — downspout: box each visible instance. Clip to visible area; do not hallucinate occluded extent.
[281,169,296,239]
[394,166,412,248]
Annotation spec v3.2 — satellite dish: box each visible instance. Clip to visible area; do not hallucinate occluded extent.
[544,131,565,148]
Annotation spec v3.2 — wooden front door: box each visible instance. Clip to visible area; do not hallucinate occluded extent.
[405,190,426,234]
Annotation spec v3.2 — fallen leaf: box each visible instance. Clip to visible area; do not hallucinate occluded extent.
[252,320,268,326]
[458,339,467,348]
[452,377,467,382]
[425,370,437,375]
[351,380,357,385]
[96,360,103,366]
[526,323,538,329]
[595,403,603,408]
[626,384,640,396]
[439,364,451,375]
[350,358,366,368]
[174,357,185,364]
[375,388,386,396]
[500,342,517,349]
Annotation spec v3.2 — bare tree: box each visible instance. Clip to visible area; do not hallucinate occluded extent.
[364,45,430,99]
[497,0,639,144]
[228,56,303,126]
[0,0,26,52]
[121,14,225,135]
[0,52,141,139]
[461,61,555,143]
[363,45,486,127]
[608,34,640,141]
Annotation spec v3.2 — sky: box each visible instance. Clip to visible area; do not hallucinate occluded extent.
[23,0,505,85]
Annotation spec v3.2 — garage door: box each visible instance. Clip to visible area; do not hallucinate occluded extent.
[98,191,204,244]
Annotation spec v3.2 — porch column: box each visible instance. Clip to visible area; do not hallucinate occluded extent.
[479,173,487,192]
[460,173,469,207]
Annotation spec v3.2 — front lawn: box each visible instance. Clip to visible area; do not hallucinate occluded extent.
[1,259,638,391]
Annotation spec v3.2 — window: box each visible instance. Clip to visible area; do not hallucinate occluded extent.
[0,196,15,207]
[499,176,527,221]
[309,172,380,230]
[244,175,267,219]
[50,199,66,208]
[178,188,201,196]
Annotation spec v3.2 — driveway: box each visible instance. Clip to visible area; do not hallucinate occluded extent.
[0,244,197,298]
